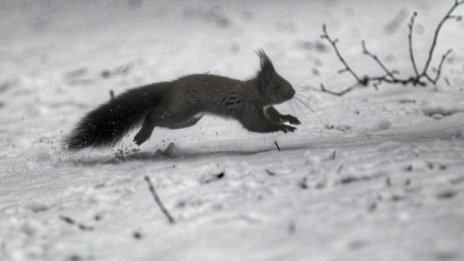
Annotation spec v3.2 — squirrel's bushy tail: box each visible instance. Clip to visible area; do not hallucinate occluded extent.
[64,84,165,151]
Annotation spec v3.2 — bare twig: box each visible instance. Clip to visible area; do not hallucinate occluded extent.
[144,176,175,224]
[422,0,463,75]
[320,83,359,97]
[60,215,76,225]
[361,40,398,80]
[430,49,453,84]
[274,141,281,151]
[59,215,94,231]
[408,12,420,77]
[265,169,276,176]
[320,1,464,96]
[321,24,362,83]
[201,172,226,184]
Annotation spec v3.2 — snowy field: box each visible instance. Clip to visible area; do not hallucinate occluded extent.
[1,0,464,260]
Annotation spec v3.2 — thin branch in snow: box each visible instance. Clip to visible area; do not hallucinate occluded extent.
[59,215,94,231]
[265,169,276,176]
[59,215,75,225]
[421,0,463,75]
[328,150,336,160]
[298,177,308,189]
[320,0,464,96]
[109,90,115,100]
[321,24,362,83]
[274,141,281,151]
[320,82,360,97]
[144,176,175,224]
[201,172,226,184]
[408,12,420,77]
[362,41,426,86]
[427,49,453,84]
[361,41,398,81]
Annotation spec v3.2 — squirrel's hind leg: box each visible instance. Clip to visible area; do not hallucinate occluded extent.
[134,112,156,145]
[133,110,203,145]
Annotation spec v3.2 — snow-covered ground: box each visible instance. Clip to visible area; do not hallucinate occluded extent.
[1,0,464,260]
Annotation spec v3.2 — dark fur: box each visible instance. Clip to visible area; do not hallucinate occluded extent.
[64,83,167,150]
[64,50,299,151]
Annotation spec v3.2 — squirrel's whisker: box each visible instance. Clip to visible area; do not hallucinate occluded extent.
[294,96,322,123]
[290,99,306,119]
[288,99,298,116]
[295,93,313,107]
[296,94,319,116]
[294,76,312,88]
[296,93,314,105]
[292,98,309,119]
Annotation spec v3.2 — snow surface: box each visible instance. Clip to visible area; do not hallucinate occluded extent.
[1,0,464,260]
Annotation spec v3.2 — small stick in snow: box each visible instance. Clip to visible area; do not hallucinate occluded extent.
[59,215,75,225]
[265,169,276,176]
[298,177,308,190]
[109,90,115,100]
[77,224,94,231]
[59,215,94,231]
[328,150,336,160]
[144,176,175,224]
[274,141,281,151]
[202,172,226,184]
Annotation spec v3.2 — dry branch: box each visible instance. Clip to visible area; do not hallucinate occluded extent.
[59,215,94,231]
[321,0,464,96]
[144,176,175,224]
[321,24,362,84]
[408,12,420,78]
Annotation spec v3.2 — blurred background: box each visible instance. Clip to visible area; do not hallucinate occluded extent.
[1,1,464,261]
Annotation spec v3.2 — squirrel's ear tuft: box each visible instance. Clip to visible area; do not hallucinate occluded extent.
[256,49,276,91]
[256,49,275,74]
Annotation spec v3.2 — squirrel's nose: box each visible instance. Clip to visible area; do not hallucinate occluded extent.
[289,88,296,98]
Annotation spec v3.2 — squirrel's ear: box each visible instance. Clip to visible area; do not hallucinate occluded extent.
[256,49,275,91]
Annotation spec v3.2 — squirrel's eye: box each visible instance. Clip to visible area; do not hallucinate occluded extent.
[274,85,281,90]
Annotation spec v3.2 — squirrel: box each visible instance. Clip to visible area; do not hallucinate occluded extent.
[64,50,300,151]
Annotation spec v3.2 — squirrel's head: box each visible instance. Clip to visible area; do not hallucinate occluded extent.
[255,49,295,105]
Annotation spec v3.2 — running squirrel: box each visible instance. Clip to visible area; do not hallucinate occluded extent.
[64,50,300,151]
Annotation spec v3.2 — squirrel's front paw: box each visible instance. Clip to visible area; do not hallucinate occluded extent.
[279,124,296,133]
[281,114,301,125]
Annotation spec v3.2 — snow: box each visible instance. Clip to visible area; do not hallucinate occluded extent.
[1,0,464,260]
